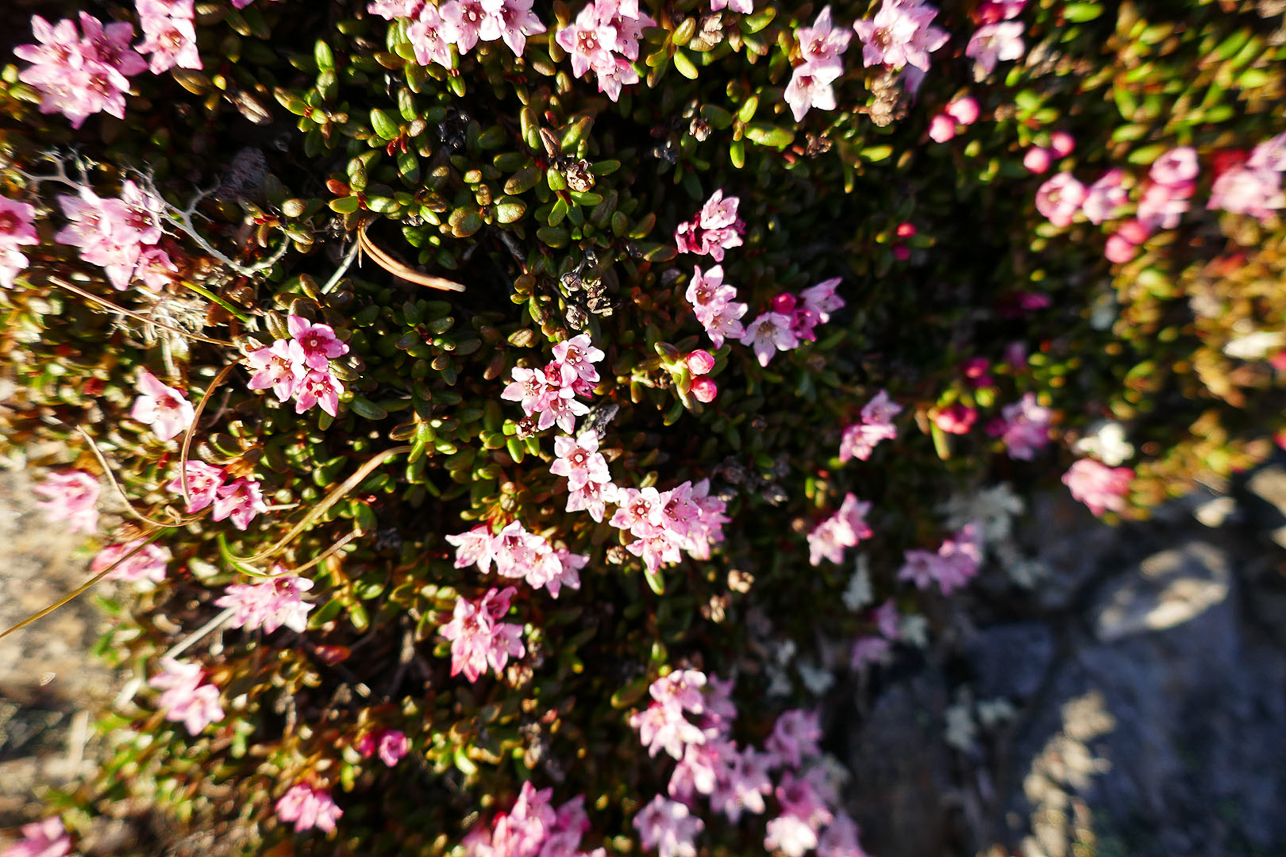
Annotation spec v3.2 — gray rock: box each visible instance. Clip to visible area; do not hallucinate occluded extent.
[1093,542,1232,642]
[965,623,1056,701]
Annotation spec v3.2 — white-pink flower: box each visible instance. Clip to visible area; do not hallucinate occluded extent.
[148,657,224,735]
[1035,173,1087,227]
[211,478,267,530]
[165,460,224,513]
[1062,459,1133,516]
[739,312,799,367]
[215,571,315,633]
[551,431,611,490]
[33,470,100,534]
[806,493,872,566]
[633,796,704,857]
[92,539,169,584]
[966,20,1025,75]
[131,371,195,442]
[440,586,526,682]
[853,0,949,72]
[1,816,72,857]
[275,783,343,833]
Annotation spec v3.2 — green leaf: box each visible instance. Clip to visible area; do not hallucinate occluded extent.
[744,123,795,149]
[1062,3,1102,22]
[505,165,541,195]
[350,396,389,420]
[315,39,335,71]
[495,197,527,224]
[370,108,400,140]
[673,49,699,80]
[536,225,569,247]
[329,196,360,214]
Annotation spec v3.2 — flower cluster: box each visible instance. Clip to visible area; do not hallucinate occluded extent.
[148,657,224,735]
[685,265,748,349]
[838,389,902,463]
[131,371,194,442]
[166,461,267,530]
[462,781,603,857]
[92,539,170,585]
[674,191,745,263]
[247,314,350,417]
[683,350,718,404]
[739,280,845,367]
[0,197,39,289]
[1022,131,1076,174]
[608,479,729,572]
[34,470,100,535]
[1035,169,1127,229]
[1208,133,1286,222]
[276,783,343,834]
[214,571,315,634]
[965,0,1026,76]
[552,430,616,522]
[987,392,1051,460]
[785,7,850,122]
[55,180,171,291]
[897,522,983,595]
[370,0,546,68]
[355,729,409,768]
[554,0,654,101]
[439,586,526,682]
[1062,458,1133,516]
[501,333,604,434]
[854,0,948,73]
[447,521,588,596]
[0,817,72,857]
[928,97,980,144]
[1105,146,1198,262]
[135,0,201,74]
[806,493,873,567]
[14,13,146,127]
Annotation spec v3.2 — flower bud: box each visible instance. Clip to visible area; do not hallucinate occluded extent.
[1023,147,1052,174]
[945,96,980,126]
[770,293,797,314]
[928,113,957,143]
[1050,131,1076,158]
[933,403,977,435]
[686,350,716,376]
[895,222,917,238]
[691,376,718,403]
[1104,233,1139,264]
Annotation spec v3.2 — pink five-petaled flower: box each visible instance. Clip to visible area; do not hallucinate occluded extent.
[287,315,348,371]
[1035,173,1087,227]
[92,539,169,585]
[765,772,835,857]
[441,0,488,52]
[806,493,873,566]
[212,478,267,531]
[440,586,526,682]
[367,0,426,19]
[136,3,201,74]
[275,783,343,834]
[898,523,983,595]
[796,7,851,76]
[148,657,224,735]
[0,196,39,289]
[407,3,454,68]
[1081,169,1128,225]
[1,816,72,857]
[853,0,949,72]
[377,730,409,766]
[214,570,315,633]
[15,13,146,128]
[165,460,224,513]
[739,312,799,367]
[556,3,617,78]
[34,470,100,534]
[1063,459,1133,516]
[995,392,1051,460]
[966,20,1025,75]
[294,369,344,418]
[552,333,605,383]
[766,709,822,770]
[685,265,748,349]
[130,370,195,442]
[785,65,839,122]
[634,796,704,857]
[479,0,546,55]
[247,340,300,402]
[838,389,902,463]
[551,431,611,491]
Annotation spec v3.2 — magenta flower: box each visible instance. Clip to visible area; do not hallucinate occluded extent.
[130,371,195,442]
[690,376,718,403]
[148,657,224,735]
[1063,459,1133,516]
[440,586,526,682]
[376,730,409,766]
[556,3,617,78]
[946,96,980,125]
[211,478,267,530]
[287,315,348,371]
[766,709,822,769]
[853,0,948,72]
[407,3,454,68]
[997,392,1051,460]
[1035,173,1087,227]
[1023,146,1052,174]
[479,0,546,55]
[966,20,1025,75]
[165,460,224,512]
[246,339,300,402]
[551,431,611,491]
[275,783,343,834]
[441,0,488,52]
[215,571,315,633]
[34,470,100,534]
[675,194,745,262]
[0,197,40,248]
[15,13,146,128]
[932,403,977,434]
[294,369,344,418]
[92,539,169,584]
[634,796,704,857]
[1,817,72,857]
[1104,232,1140,264]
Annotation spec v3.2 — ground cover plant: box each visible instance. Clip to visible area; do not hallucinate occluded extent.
[1,0,1285,854]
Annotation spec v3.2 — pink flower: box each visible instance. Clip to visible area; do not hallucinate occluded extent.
[1035,173,1087,227]
[928,113,956,143]
[1,817,72,857]
[137,10,201,73]
[441,0,489,52]
[15,13,146,128]
[839,389,901,462]
[214,571,315,633]
[552,333,605,384]
[133,246,179,292]
[1049,130,1075,158]
[130,371,195,442]
[1023,146,1051,174]
[997,392,1051,460]
[709,745,773,822]
[711,0,754,11]
[0,196,40,280]
[945,96,980,126]
[367,0,426,19]
[1208,164,1283,221]
[479,0,546,55]
[800,277,844,323]
[685,349,716,376]
[966,20,1025,75]
[850,635,892,670]
[566,477,619,522]
[1062,459,1133,516]
[446,524,496,571]
[853,0,949,72]
[551,431,611,490]
[766,709,822,769]
[34,470,100,534]
[440,586,526,682]
[92,539,169,584]
[211,478,267,531]
[634,796,704,857]
[1081,169,1128,224]
[275,783,343,834]
[675,194,746,262]
[806,493,872,566]
[818,813,872,857]
[287,315,348,371]
[899,524,983,595]
[293,369,344,418]
[148,657,224,735]
[165,460,224,512]
[766,773,834,856]
[247,340,300,402]
[1150,146,1199,187]
[1250,132,1286,172]
[795,6,851,77]
[407,3,454,68]
[377,730,409,766]
[1104,232,1139,264]
[932,403,977,434]
[739,312,799,367]
[690,376,718,403]
[555,3,617,78]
